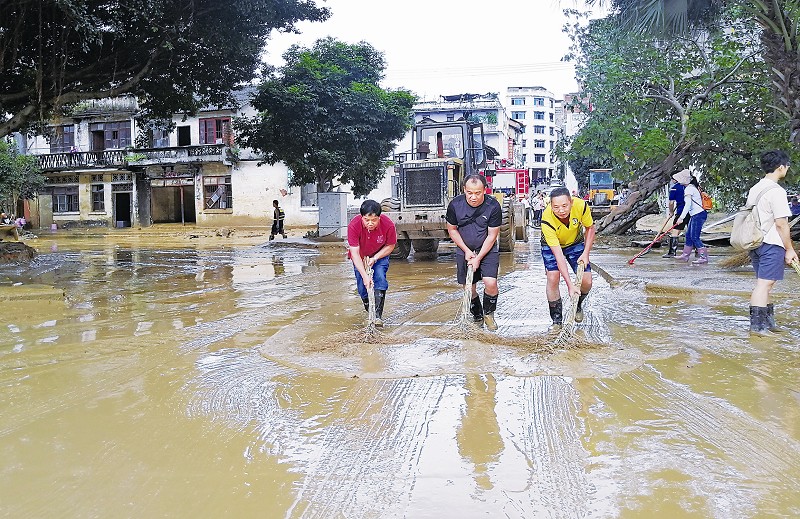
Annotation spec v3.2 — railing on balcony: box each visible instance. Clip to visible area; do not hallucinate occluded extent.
[37,145,226,171]
[129,144,225,162]
[38,150,128,171]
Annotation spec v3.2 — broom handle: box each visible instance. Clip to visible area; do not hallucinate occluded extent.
[568,261,586,322]
[792,259,800,277]
[364,257,375,325]
[629,222,680,264]
[461,263,474,320]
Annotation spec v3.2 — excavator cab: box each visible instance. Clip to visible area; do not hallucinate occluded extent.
[382,118,521,258]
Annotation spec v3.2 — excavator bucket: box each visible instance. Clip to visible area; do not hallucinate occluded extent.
[0,225,20,242]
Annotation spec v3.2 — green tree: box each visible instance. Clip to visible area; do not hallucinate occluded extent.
[565,8,787,233]
[595,0,800,146]
[0,0,329,138]
[237,38,416,197]
[0,140,44,214]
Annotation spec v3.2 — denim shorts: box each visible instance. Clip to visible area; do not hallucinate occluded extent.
[541,242,592,273]
[749,243,785,281]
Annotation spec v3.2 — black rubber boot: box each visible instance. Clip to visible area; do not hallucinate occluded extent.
[483,293,498,331]
[470,296,483,323]
[766,303,782,333]
[362,297,370,312]
[374,290,386,327]
[662,236,678,258]
[548,299,563,331]
[749,306,772,335]
[575,293,588,323]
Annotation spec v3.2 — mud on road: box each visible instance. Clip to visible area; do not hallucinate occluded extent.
[1,227,799,518]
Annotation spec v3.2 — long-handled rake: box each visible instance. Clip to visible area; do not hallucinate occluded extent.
[628,219,678,265]
[554,261,586,345]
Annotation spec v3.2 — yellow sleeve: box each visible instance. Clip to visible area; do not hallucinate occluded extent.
[577,198,594,227]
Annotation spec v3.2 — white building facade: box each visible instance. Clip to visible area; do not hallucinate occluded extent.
[505,86,560,187]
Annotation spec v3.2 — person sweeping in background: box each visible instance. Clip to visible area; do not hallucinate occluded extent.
[673,169,709,265]
[663,178,688,258]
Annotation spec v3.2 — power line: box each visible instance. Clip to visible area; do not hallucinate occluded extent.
[387,62,573,79]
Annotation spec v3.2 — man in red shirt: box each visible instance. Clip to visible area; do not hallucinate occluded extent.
[347,200,397,326]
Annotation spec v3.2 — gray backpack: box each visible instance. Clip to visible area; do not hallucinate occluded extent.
[730,184,778,251]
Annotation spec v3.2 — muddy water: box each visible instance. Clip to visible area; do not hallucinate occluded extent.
[1,230,800,518]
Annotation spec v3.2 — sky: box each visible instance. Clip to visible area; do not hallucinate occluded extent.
[264,0,601,101]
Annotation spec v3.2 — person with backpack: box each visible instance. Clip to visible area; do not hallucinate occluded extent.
[269,199,287,240]
[673,169,709,265]
[745,150,798,334]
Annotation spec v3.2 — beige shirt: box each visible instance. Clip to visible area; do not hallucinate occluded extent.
[746,178,791,247]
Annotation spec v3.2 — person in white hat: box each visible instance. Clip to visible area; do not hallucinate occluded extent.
[673,169,708,265]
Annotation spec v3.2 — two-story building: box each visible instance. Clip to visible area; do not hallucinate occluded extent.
[15,90,321,230]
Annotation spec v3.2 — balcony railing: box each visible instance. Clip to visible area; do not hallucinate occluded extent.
[37,145,227,171]
[127,144,226,164]
[38,150,128,171]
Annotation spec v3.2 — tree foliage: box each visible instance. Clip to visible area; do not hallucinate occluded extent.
[0,140,44,213]
[563,8,791,210]
[237,38,416,197]
[0,0,329,139]
[595,0,800,148]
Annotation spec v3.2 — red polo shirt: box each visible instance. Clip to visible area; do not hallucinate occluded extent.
[347,214,397,258]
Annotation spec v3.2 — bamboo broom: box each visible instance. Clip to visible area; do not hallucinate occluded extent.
[554,261,586,345]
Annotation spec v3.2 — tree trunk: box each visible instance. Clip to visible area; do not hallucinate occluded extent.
[597,140,693,235]
[758,15,800,144]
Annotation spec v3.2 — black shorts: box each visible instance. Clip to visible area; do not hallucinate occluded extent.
[456,249,500,284]
[673,213,689,231]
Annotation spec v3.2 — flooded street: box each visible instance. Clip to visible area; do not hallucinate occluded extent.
[2,228,800,518]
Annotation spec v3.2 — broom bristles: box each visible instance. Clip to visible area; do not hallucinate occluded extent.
[719,250,752,269]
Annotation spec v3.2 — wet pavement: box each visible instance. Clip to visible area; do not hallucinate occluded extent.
[1,226,799,518]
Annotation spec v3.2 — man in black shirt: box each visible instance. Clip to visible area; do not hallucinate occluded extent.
[446,174,503,331]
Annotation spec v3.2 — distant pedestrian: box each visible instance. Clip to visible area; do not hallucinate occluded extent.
[269,200,286,240]
[521,196,531,226]
[347,200,397,327]
[532,192,545,227]
[446,174,503,331]
[662,178,689,258]
[540,187,595,330]
[746,150,798,334]
[673,169,708,265]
